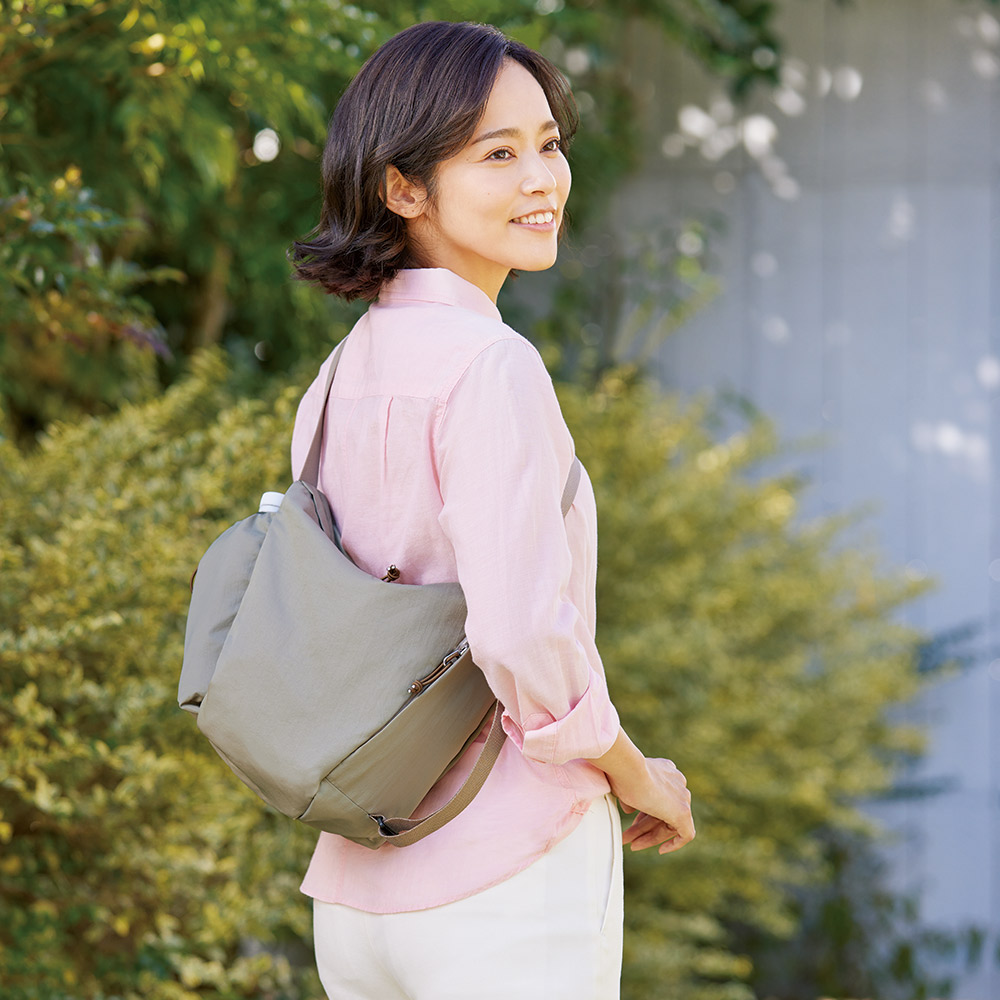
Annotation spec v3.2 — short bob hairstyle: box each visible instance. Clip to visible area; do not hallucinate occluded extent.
[287,21,578,302]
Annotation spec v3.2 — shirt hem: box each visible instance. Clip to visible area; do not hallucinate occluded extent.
[299,794,602,914]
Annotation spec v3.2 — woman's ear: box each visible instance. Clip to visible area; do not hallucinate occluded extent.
[384,165,429,219]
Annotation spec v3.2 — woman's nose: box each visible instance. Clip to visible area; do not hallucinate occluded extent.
[521,154,557,195]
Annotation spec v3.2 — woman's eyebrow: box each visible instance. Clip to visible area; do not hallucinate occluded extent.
[471,119,560,144]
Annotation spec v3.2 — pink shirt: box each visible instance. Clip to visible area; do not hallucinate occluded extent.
[290,268,620,912]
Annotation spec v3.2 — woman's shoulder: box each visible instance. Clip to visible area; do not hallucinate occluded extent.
[371,299,545,399]
[441,311,539,368]
[441,315,552,396]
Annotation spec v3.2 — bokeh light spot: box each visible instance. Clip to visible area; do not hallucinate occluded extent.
[253,128,280,162]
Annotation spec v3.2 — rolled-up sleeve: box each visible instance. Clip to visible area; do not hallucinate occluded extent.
[434,337,619,766]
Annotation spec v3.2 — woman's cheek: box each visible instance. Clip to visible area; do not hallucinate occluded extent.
[557,159,572,201]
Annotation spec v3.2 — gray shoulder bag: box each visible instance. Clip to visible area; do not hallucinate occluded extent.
[178,338,581,849]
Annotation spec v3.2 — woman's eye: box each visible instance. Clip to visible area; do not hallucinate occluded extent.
[488,148,513,161]
[543,138,563,153]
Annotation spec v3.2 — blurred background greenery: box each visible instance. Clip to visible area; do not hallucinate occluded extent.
[0,1,964,997]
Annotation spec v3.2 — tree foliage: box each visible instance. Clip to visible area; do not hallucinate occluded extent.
[0,0,379,441]
[0,349,926,998]
[0,0,827,441]
[0,165,180,436]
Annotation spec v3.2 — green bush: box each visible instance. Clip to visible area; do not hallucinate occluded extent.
[0,353,925,998]
[0,351,324,999]
[559,370,926,1000]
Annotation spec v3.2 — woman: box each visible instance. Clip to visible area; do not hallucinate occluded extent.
[288,20,694,1000]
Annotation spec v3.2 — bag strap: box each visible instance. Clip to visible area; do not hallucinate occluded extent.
[560,455,581,519]
[299,337,348,487]
[301,336,583,848]
[373,700,506,846]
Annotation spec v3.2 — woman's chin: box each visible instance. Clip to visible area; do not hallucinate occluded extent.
[512,251,560,273]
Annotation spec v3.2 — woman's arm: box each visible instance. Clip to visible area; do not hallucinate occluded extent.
[434,337,621,766]
[590,728,696,854]
[436,335,695,855]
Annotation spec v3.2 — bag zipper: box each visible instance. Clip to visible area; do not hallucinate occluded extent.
[407,640,469,696]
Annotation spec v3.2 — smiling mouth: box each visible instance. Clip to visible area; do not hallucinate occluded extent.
[511,211,556,226]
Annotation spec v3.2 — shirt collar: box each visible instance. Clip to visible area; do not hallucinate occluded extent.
[376,268,502,323]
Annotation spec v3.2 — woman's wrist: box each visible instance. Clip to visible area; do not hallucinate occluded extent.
[591,727,651,800]
[591,729,697,854]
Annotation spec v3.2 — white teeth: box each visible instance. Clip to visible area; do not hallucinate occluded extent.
[514,211,555,225]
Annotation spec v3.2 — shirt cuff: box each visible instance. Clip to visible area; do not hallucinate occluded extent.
[500,670,621,766]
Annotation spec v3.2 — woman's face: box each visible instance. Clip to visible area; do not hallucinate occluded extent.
[399,60,572,302]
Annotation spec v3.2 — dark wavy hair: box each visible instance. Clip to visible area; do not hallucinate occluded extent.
[287,21,578,302]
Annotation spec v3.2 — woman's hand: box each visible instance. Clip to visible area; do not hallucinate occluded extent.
[610,757,695,855]
[591,729,696,855]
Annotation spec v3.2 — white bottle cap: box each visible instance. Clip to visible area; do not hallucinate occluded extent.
[258,491,285,513]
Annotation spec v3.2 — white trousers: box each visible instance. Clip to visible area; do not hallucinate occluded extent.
[313,794,624,1000]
